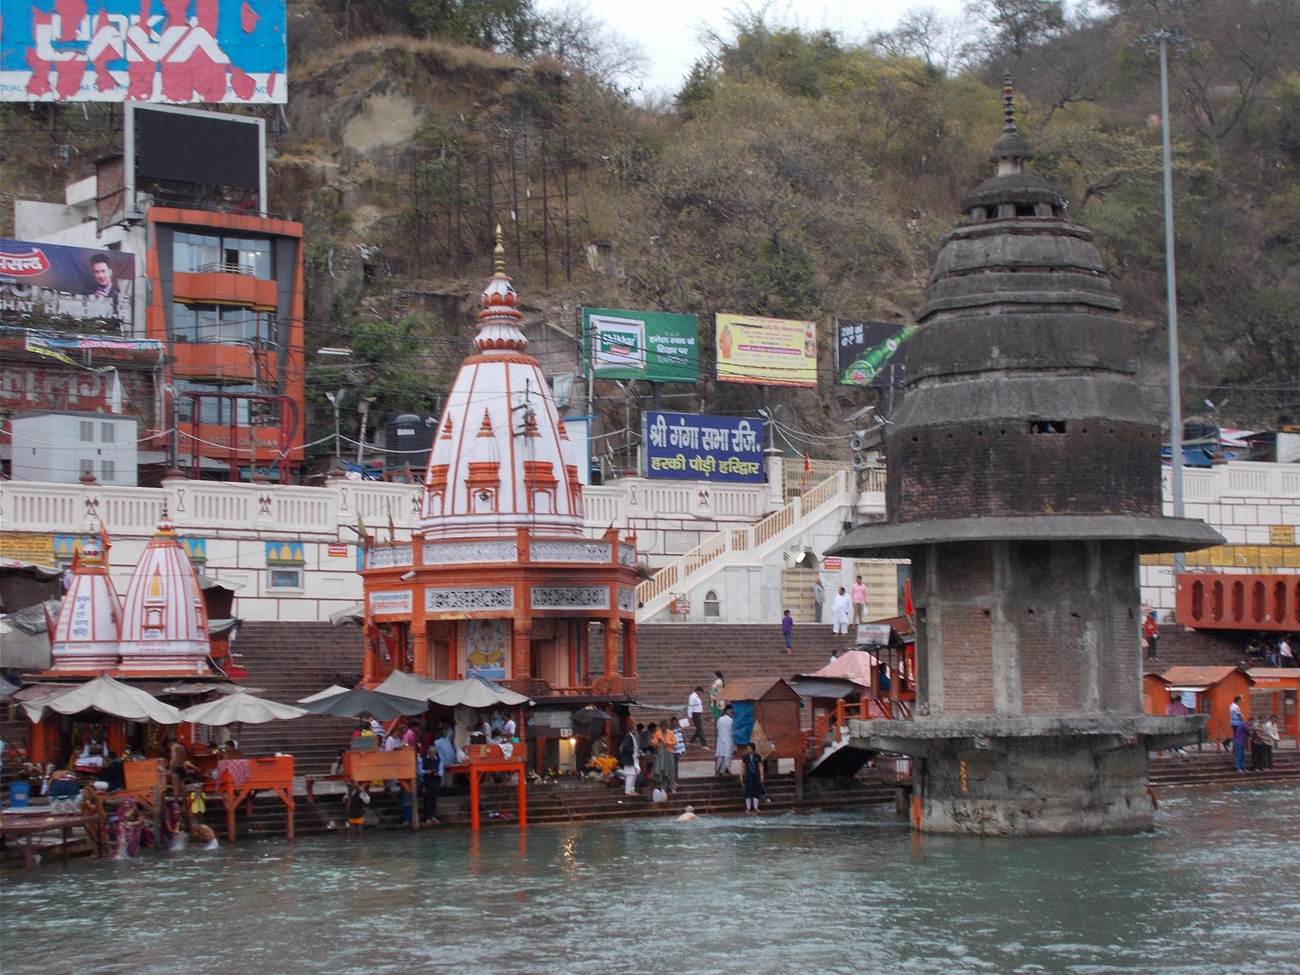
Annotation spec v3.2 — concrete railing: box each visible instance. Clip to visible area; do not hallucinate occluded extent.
[583,477,771,525]
[635,470,855,619]
[1164,461,1300,504]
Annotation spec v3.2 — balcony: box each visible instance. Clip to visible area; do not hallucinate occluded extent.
[172,270,277,309]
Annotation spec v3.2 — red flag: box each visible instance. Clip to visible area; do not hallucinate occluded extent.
[903,578,914,617]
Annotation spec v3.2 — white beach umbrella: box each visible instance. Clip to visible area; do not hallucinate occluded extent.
[181,694,307,726]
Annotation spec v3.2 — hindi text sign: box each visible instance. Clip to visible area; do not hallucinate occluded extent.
[643,411,765,483]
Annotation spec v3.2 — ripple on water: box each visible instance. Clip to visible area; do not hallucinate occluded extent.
[2,791,1299,975]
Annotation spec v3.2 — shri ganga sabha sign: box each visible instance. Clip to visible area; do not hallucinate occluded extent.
[642,411,765,483]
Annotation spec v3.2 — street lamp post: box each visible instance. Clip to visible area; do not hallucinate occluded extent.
[325,389,345,458]
[1146,27,1188,572]
[356,395,376,466]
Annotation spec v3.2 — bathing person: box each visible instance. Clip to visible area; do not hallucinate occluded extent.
[345,783,369,837]
[619,724,640,797]
[677,804,697,822]
[741,743,764,814]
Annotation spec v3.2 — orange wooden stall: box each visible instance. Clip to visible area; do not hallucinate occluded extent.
[1247,668,1300,747]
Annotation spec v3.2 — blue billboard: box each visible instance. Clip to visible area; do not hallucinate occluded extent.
[1,238,135,329]
[643,411,765,483]
[1,1,287,103]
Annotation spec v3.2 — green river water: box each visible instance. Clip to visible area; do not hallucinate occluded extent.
[2,785,1297,975]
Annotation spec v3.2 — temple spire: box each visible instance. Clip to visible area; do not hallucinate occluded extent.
[991,72,1032,173]
[493,223,507,276]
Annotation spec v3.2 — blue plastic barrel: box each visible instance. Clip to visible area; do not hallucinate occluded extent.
[8,781,30,808]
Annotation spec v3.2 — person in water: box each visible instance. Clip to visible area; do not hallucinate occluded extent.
[676,804,697,822]
[741,742,765,814]
[161,799,185,849]
[345,783,369,837]
[190,822,219,850]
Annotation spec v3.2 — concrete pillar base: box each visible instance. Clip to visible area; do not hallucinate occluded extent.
[914,736,1154,836]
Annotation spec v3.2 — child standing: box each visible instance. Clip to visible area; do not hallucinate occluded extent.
[781,609,794,655]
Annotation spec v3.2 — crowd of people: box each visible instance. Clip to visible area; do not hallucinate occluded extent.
[1227,695,1284,772]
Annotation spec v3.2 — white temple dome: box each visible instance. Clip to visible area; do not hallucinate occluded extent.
[50,534,122,672]
[117,515,211,674]
[421,230,584,539]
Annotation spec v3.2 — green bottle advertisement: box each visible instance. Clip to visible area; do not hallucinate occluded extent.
[836,322,918,386]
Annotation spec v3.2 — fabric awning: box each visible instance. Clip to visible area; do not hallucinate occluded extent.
[374,671,530,708]
[180,693,307,725]
[329,603,364,626]
[155,681,266,697]
[788,677,864,700]
[22,675,184,724]
[298,684,351,704]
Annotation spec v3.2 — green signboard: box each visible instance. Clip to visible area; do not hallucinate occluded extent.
[581,307,699,383]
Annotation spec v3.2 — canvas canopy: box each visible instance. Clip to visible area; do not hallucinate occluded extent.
[181,694,307,725]
[298,684,351,704]
[374,671,530,709]
[22,675,184,724]
[300,688,425,720]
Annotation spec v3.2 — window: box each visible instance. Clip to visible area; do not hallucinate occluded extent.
[269,567,303,590]
[172,301,273,345]
[79,421,94,442]
[704,590,721,618]
[1029,421,1068,435]
[174,381,258,425]
[101,422,115,443]
[173,231,272,278]
[100,459,115,481]
[79,458,94,477]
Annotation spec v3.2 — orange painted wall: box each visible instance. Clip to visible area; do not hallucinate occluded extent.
[145,208,305,468]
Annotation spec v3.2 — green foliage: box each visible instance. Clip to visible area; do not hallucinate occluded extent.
[307,315,447,418]
[407,0,541,55]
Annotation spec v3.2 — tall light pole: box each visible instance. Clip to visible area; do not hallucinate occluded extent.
[1147,27,1187,572]
[356,395,376,466]
[325,389,346,458]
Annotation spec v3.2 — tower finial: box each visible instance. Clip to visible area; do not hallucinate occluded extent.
[1002,73,1017,134]
[493,223,506,275]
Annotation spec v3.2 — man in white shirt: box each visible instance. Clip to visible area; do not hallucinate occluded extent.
[1228,695,1243,729]
[1279,637,1294,668]
[714,706,735,776]
[831,587,852,635]
[502,715,517,737]
[812,579,826,623]
[686,687,708,746]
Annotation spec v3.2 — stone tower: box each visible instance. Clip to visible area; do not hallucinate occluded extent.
[829,81,1222,835]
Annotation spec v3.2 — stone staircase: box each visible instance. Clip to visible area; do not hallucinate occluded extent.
[234,769,899,838]
[231,621,364,774]
[635,471,856,621]
[1149,747,1300,790]
[1142,625,1248,674]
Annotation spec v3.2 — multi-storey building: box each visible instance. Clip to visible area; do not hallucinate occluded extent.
[2,105,304,482]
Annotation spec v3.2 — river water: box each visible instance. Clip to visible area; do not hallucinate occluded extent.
[2,786,1297,975]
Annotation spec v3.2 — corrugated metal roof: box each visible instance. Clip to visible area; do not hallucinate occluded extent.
[1158,666,1248,687]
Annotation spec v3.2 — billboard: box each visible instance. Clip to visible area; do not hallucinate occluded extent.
[643,411,765,483]
[1,239,135,329]
[715,313,817,387]
[582,307,699,383]
[835,320,917,387]
[0,1,288,103]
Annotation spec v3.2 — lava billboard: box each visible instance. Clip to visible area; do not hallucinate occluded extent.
[0,0,288,103]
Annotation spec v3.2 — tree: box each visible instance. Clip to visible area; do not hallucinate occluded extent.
[965,0,1066,58]
[870,6,977,75]
[407,0,541,55]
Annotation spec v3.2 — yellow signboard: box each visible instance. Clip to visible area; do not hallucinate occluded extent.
[715,313,818,387]
[1269,525,1296,545]
[0,533,56,566]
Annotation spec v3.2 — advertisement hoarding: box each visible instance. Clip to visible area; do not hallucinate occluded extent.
[643,411,765,483]
[1,239,135,330]
[1,1,288,103]
[715,313,817,387]
[582,307,699,383]
[834,319,917,387]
